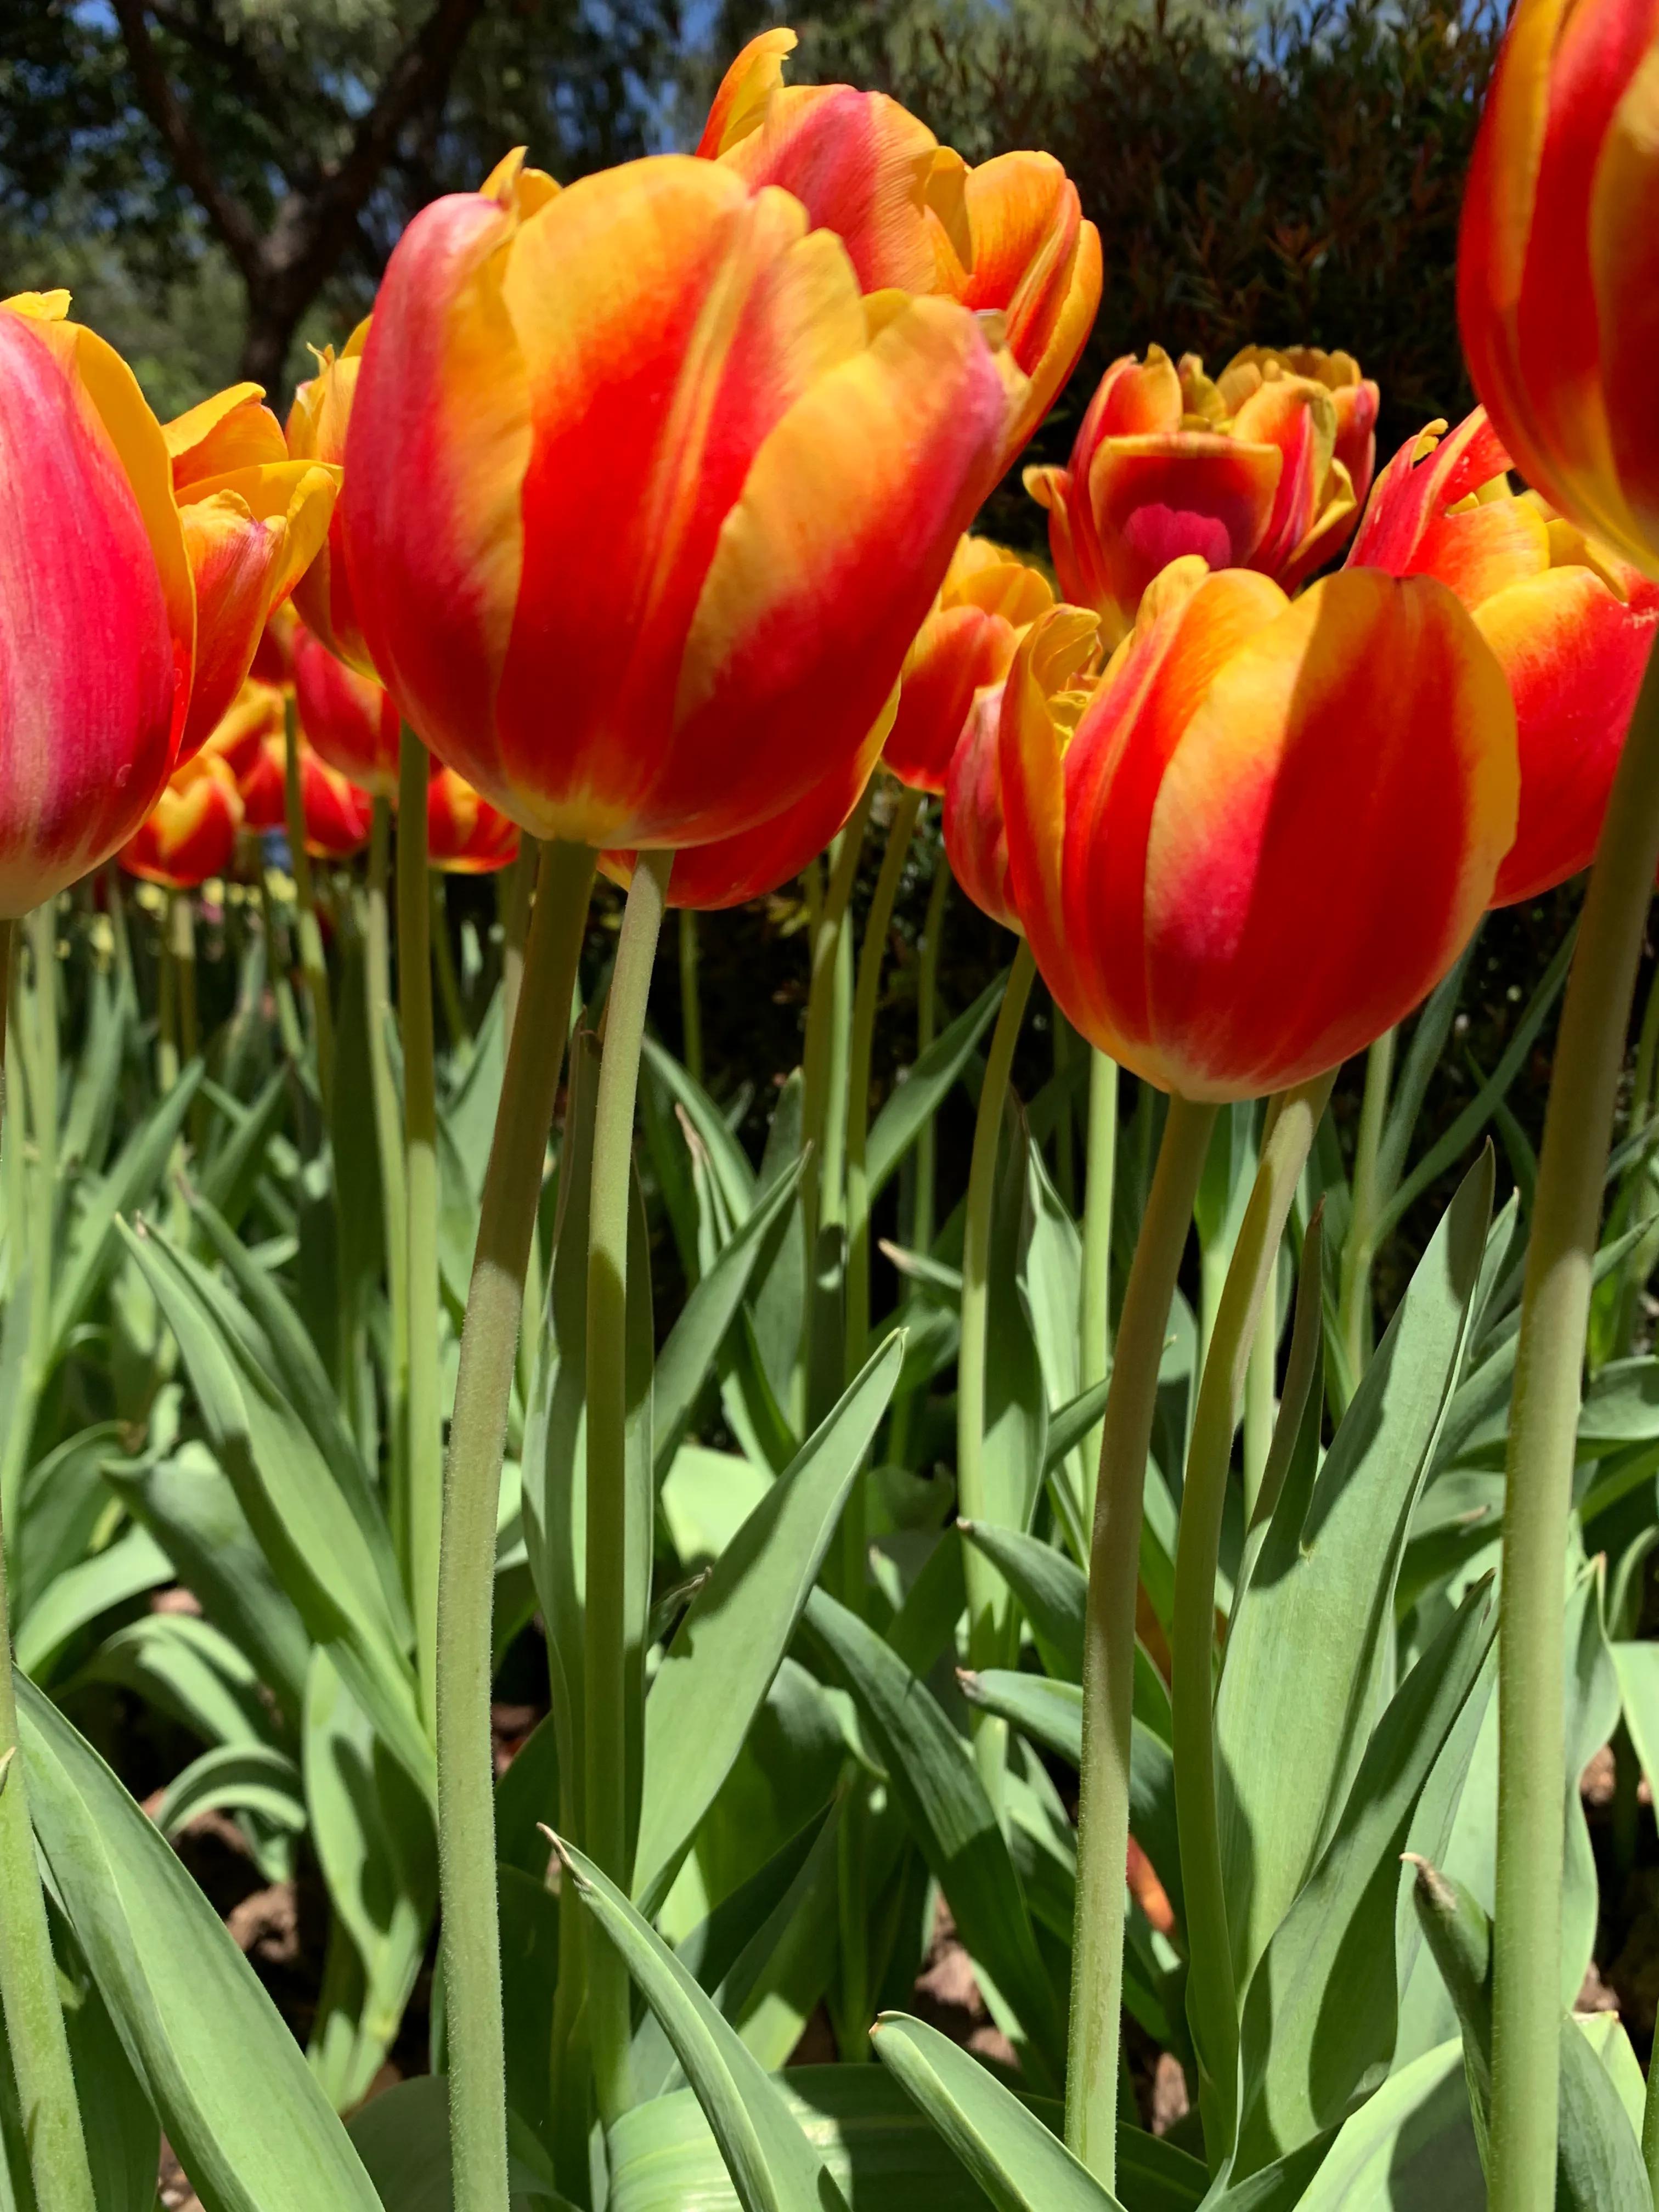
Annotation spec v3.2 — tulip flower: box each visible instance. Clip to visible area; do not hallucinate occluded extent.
[885,537,1054,794]
[1458,0,1659,576]
[239,731,370,857]
[201,680,285,784]
[341,149,1012,855]
[1193,346,1380,510]
[698,27,1101,459]
[1025,343,1376,647]
[0,292,195,916]
[428,766,520,874]
[1350,407,1659,905]
[250,601,299,689]
[1000,559,1519,1101]
[165,383,338,759]
[294,623,400,798]
[286,321,378,673]
[120,751,244,890]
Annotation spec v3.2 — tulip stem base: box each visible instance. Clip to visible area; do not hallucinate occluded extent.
[957,936,1037,1804]
[437,838,596,2212]
[0,919,98,2212]
[283,697,334,1110]
[1489,642,1659,2212]
[1171,1074,1333,2162]
[1068,1091,1217,2188]
[586,849,672,2130]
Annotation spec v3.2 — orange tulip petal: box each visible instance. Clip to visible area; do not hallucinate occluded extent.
[121,751,244,889]
[166,385,287,486]
[696,26,799,158]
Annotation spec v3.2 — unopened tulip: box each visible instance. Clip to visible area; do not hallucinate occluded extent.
[1459,0,1659,575]
[165,383,338,758]
[0,293,195,915]
[428,767,520,874]
[239,732,371,858]
[294,624,400,798]
[202,680,285,783]
[1000,560,1519,1100]
[698,28,1100,459]
[944,607,1096,933]
[342,151,1011,856]
[1026,343,1376,647]
[885,537,1053,794]
[1350,408,1659,904]
[120,751,244,889]
[286,322,376,672]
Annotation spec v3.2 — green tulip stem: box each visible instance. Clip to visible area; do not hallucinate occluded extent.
[282,695,334,1110]
[0,918,98,2212]
[957,937,1037,1802]
[1079,1047,1119,1536]
[1489,645,1659,2212]
[432,874,470,1058]
[256,859,304,1064]
[1069,1089,1217,2187]
[679,907,704,1090]
[499,834,537,1046]
[170,888,198,1075]
[399,733,443,1730]
[911,851,952,1259]
[437,836,596,2212]
[366,797,409,1567]
[585,848,672,2129]
[1336,1024,1396,1394]
[1170,1071,1333,2159]
[1,905,61,1545]
[1240,1300,1276,1528]
[156,898,179,1097]
[802,791,872,1259]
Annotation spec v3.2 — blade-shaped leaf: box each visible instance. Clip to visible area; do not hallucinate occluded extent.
[867,973,1007,1205]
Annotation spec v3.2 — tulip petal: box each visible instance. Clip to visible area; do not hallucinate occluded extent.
[1593,41,1659,562]
[166,385,287,485]
[696,26,799,158]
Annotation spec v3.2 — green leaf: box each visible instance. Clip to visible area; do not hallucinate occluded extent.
[14,1526,173,1681]
[75,1611,279,1756]
[803,1588,1065,2083]
[642,1037,758,1223]
[18,1675,384,2212]
[872,2015,1126,2211]
[195,1071,287,1237]
[118,1222,431,1803]
[153,1744,306,1840]
[957,1525,1084,1680]
[634,1335,902,1908]
[1234,1575,1498,2171]
[554,1835,847,2212]
[346,2076,569,2211]
[867,973,1007,1205]
[1217,1149,1492,1996]
[1286,2041,1480,2210]
[1041,1380,1111,1481]
[51,1065,203,1356]
[960,1669,1081,1765]
[14,1423,126,1623]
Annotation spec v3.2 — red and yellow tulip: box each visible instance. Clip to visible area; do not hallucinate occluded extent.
[165,382,338,759]
[885,537,1053,795]
[294,623,401,799]
[427,766,520,874]
[1459,0,1659,576]
[201,680,286,783]
[238,731,371,858]
[286,322,376,673]
[1350,407,1659,905]
[1025,343,1378,647]
[0,293,194,916]
[340,149,1012,857]
[120,750,244,890]
[698,27,1101,459]
[1000,561,1519,1100]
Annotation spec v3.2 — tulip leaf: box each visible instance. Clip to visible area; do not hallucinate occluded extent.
[76,1610,281,1757]
[643,1035,758,1224]
[802,1587,1066,2084]
[1234,1573,1498,2172]
[867,971,1008,1205]
[14,1524,173,1681]
[151,1742,307,1841]
[870,2012,1126,2211]
[634,1333,902,1909]
[555,1835,847,2212]
[1285,2040,1479,2209]
[957,1523,1085,1680]
[1216,1149,1492,1996]
[345,2075,572,2210]
[17,1673,385,2212]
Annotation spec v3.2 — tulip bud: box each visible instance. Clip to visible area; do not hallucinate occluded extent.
[697,28,1100,462]
[293,624,400,799]
[1025,343,1376,647]
[1350,407,1659,904]
[1000,562,1520,1100]
[428,766,520,874]
[165,383,338,758]
[286,321,377,672]
[1458,0,1659,577]
[0,294,195,916]
[885,537,1053,795]
[342,152,1011,859]
[120,752,244,890]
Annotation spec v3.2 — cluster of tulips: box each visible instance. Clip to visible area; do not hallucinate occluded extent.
[2,1,1658,2208]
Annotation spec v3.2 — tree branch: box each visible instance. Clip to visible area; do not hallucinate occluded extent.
[110,0,264,272]
[320,0,489,233]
